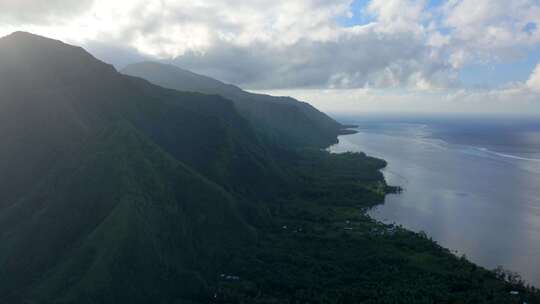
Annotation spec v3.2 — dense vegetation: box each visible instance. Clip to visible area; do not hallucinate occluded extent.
[121,62,346,148]
[0,32,538,304]
[213,149,540,304]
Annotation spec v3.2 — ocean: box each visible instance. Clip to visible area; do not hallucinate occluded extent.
[329,114,540,287]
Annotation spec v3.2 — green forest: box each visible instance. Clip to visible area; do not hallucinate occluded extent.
[212,149,540,304]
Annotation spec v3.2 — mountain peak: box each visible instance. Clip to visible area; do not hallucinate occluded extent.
[4,31,50,39]
[0,31,117,86]
[0,31,68,48]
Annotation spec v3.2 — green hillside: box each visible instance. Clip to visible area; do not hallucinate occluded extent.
[0,32,267,303]
[0,32,538,304]
[122,62,347,148]
[0,121,257,303]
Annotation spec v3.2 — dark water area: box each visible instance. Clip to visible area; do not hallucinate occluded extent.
[329,114,540,287]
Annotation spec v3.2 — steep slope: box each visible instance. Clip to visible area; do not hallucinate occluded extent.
[0,32,277,303]
[0,32,283,205]
[0,122,254,303]
[121,62,345,147]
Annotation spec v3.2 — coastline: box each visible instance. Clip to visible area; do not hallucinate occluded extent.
[217,139,540,302]
[329,126,540,292]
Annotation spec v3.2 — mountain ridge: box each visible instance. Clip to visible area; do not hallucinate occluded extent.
[0,32,276,303]
[1,32,538,304]
[122,61,346,148]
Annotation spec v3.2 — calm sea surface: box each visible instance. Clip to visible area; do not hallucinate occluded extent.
[329,114,540,286]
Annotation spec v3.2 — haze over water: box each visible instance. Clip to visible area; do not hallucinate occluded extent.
[329,114,540,287]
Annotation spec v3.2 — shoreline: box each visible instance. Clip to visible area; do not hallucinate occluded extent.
[330,126,540,290]
[216,143,540,302]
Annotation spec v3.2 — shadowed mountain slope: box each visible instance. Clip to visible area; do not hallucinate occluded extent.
[0,32,275,303]
[0,32,283,208]
[122,61,345,147]
[0,121,256,303]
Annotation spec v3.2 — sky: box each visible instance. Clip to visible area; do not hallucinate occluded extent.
[1,0,540,115]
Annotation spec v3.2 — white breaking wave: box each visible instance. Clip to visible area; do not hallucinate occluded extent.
[474,147,540,162]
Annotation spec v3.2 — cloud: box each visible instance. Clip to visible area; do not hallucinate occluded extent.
[257,85,540,115]
[0,0,94,24]
[526,63,540,91]
[101,0,455,90]
[171,25,456,90]
[258,61,540,115]
[366,0,427,34]
[0,0,457,90]
[441,0,540,67]
[0,0,538,101]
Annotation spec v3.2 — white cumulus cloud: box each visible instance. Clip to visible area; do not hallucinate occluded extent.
[526,63,540,91]
[0,0,539,113]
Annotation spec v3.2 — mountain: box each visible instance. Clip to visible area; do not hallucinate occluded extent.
[0,32,284,203]
[121,61,346,147]
[0,121,256,303]
[0,32,279,303]
[2,32,536,304]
